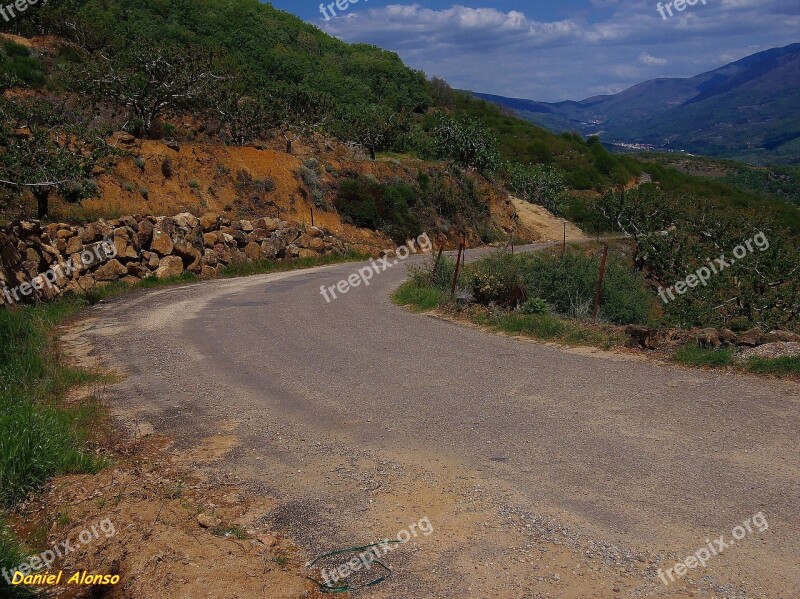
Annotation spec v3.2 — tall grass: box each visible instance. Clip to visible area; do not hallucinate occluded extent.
[0,299,105,594]
[0,301,106,508]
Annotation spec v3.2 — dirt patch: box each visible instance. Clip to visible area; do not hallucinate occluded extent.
[9,436,315,599]
[511,197,588,243]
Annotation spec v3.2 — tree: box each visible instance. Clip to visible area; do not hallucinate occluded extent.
[594,187,800,331]
[432,113,501,175]
[271,86,333,154]
[506,163,568,216]
[427,76,455,107]
[207,82,274,146]
[336,104,406,160]
[0,98,108,218]
[74,40,218,138]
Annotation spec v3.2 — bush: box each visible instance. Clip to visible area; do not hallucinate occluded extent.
[161,157,173,178]
[0,41,46,91]
[463,249,655,325]
[469,252,526,308]
[519,297,549,315]
[506,163,568,215]
[518,251,654,325]
[335,177,422,243]
[409,254,456,291]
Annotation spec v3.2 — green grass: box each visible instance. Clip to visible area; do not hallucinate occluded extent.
[491,313,621,348]
[674,345,735,367]
[745,356,800,376]
[391,283,445,312]
[0,299,106,595]
[392,280,624,349]
[674,345,799,377]
[0,300,107,508]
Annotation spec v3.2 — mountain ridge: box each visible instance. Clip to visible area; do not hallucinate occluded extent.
[475,43,800,164]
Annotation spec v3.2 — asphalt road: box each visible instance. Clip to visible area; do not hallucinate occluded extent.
[80,248,800,598]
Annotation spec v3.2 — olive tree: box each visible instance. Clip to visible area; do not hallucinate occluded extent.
[74,40,218,137]
[0,98,108,218]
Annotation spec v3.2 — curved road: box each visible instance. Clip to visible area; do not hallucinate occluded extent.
[78,248,799,598]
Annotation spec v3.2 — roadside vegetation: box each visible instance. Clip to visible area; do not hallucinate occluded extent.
[394,246,642,349]
[395,244,798,377]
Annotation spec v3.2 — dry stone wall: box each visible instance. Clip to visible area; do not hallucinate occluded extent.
[0,213,349,306]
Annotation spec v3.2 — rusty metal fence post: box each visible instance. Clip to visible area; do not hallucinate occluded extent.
[592,245,609,320]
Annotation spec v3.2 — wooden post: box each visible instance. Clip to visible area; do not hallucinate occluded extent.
[592,245,609,320]
[432,246,444,280]
[450,241,464,299]
[310,206,315,227]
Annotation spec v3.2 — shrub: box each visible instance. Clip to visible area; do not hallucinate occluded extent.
[188,179,200,190]
[134,156,146,172]
[469,252,526,308]
[334,177,422,243]
[519,297,549,315]
[463,249,655,325]
[518,250,654,325]
[161,157,173,178]
[506,163,568,215]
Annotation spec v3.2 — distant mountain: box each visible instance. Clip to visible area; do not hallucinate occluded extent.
[475,44,800,165]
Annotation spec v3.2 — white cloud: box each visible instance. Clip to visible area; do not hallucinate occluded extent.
[639,52,668,66]
[318,2,800,101]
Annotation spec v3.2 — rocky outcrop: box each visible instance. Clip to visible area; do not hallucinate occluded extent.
[0,213,349,306]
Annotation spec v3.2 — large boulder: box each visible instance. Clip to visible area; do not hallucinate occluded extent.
[625,325,659,350]
[113,227,139,260]
[156,255,184,279]
[696,328,724,348]
[244,242,262,261]
[66,236,83,255]
[93,259,128,282]
[261,236,288,259]
[203,232,220,248]
[764,330,800,343]
[736,328,764,347]
[254,217,283,233]
[150,229,174,256]
[174,212,200,231]
[137,219,154,248]
[200,213,220,232]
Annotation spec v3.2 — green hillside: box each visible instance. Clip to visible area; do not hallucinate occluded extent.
[0,0,798,236]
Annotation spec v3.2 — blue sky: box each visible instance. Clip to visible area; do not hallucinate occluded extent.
[265,0,799,102]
